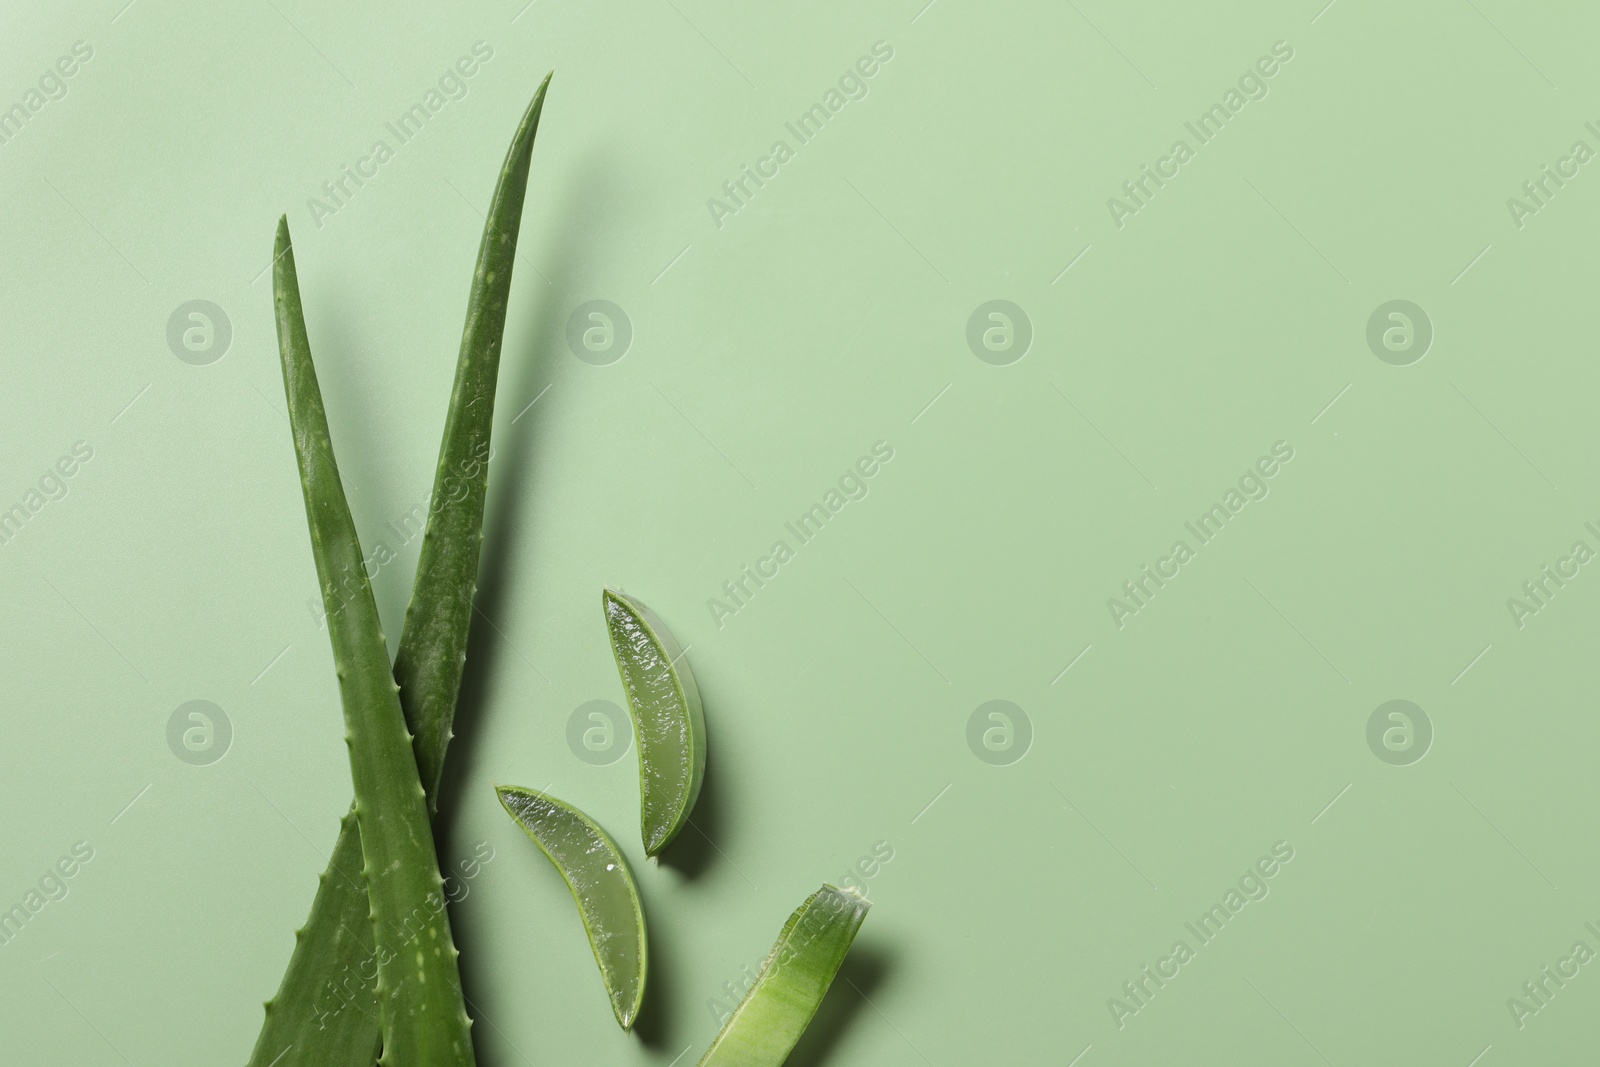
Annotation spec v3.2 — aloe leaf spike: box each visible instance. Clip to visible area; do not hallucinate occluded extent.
[272,215,475,1067]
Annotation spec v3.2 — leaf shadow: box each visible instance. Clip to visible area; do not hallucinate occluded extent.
[653,743,729,883]
[786,942,893,1067]
[432,143,617,1067]
[436,146,605,821]
[628,902,687,1052]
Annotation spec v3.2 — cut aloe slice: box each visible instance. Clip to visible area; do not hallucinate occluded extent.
[496,786,647,1030]
[699,884,871,1066]
[602,589,706,856]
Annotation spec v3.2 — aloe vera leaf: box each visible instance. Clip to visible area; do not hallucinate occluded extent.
[271,215,475,1067]
[246,78,552,1067]
[396,70,553,804]
[496,786,647,1029]
[603,589,706,856]
[246,831,382,1067]
[698,885,871,1066]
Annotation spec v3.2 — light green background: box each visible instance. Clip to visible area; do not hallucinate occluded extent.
[2,0,1596,1063]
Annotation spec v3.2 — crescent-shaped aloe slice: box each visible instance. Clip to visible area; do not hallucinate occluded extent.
[699,884,871,1066]
[603,589,707,856]
[246,76,552,1067]
[496,786,647,1029]
[271,216,475,1067]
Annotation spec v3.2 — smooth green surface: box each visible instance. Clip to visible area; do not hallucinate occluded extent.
[11,3,1600,1064]
[273,218,475,1067]
[496,786,647,1030]
[604,589,707,855]
[699,885,870,1066]
[247,79,552,1067]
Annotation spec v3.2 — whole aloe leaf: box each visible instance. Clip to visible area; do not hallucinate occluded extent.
[271,215,476,1067]
[247,76,552,1067]
[396,70,552,804]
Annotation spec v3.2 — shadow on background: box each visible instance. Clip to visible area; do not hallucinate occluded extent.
[629,690,735,1049]
[432,145,616,1067]
[635,934,894,1062]
[785,942,893,1067]
[653,628,741,884]
[655,754,729,883]
[630,906,687,1053]
[436,147,595,820]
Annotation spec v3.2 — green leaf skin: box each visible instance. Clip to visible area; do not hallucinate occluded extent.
[270,215,475,1067]
[397,71,554,805]
[496,786,647,1029]
[247,818,384,1067]
[603,589,707,856]
[247,810,380,1067]
[698,885,871,1067]
[246,78,553,1067]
